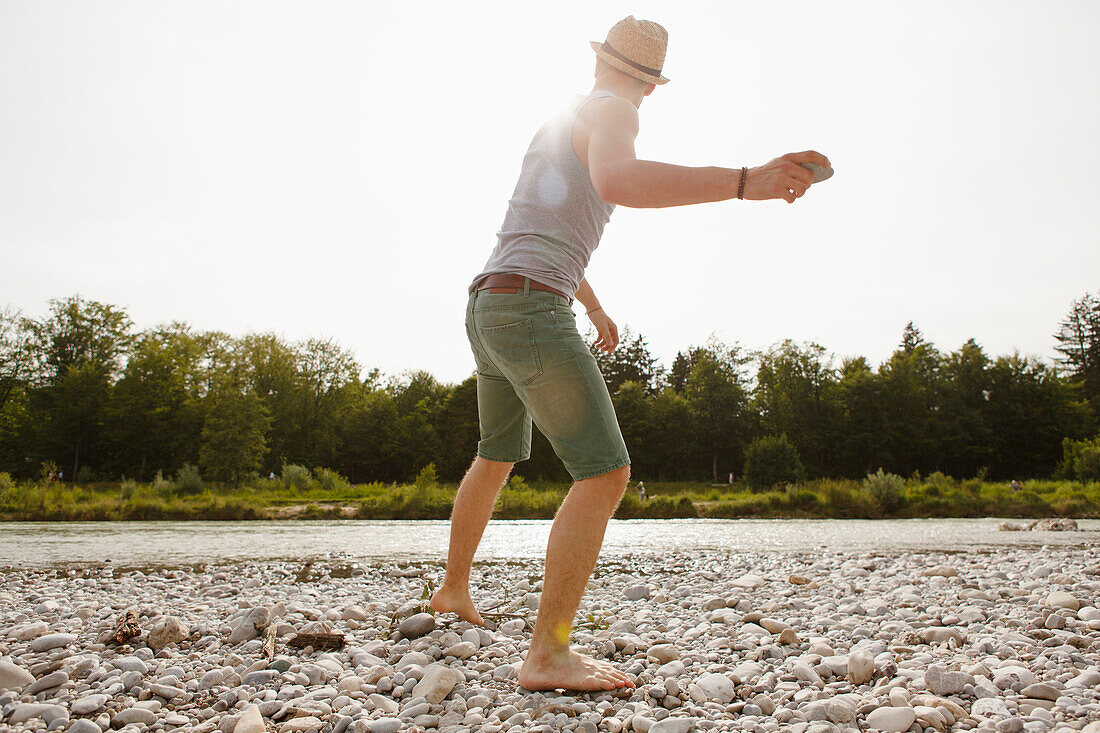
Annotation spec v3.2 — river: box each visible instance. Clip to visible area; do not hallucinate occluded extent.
[1,518,1097,569]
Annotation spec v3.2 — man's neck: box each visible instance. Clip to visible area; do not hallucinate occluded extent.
[591,78,645,108]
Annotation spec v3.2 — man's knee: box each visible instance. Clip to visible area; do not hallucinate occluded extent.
[581,464,631,494]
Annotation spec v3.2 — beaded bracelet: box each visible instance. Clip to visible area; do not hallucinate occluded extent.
[738,167,748,199]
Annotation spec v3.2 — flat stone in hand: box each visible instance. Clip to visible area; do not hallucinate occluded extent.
[801,162,834,183]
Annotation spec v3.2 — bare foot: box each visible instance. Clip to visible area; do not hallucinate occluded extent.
[429,584,485,626]
[518,648,635,691]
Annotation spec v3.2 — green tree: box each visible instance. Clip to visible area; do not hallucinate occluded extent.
[985,353,1091,478]
[744,434,805,490]
[684,340,750,482]
[753,340,840,477]
[589,327,662,395]
[1054,291,1100,407]
[108,324,205,479]
[26,297,133,479]
[835,356,883,476]
[935,338,993,477]
[199,387,271,486]
[0,307,34,415]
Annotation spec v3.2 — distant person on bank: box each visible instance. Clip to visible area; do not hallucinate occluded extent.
[431,16,830,691]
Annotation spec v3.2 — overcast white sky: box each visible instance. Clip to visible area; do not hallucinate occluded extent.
[3,1,1098,383]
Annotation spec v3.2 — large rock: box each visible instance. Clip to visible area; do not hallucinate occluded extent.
[1045,591,1080,611]
[396,612,436,639]
[925,664,967,696]
[731,574,764,589]
[410,664,460,704]
[29,632,76,652]
[365,719,401,733]
[112,708,158,727]
[69,721,101,733]
[689,673,735,704]
[922,564,958,577]
[0,659,35,691]
[865,706,916,732]
[147,616,189,649]
[648,644,679,664]
[229,607,270,644]
[71,694,109,715]
[1030,517,1078,531]
[234,704,266,733]
[443,641,476,659]
[848,649,874,684]
[623,585,650,601]
[649,719,699,733]
[1020,682,1060,701]
[10,704,68,725]
[25,670,68,695]
[279,716,323,732]
[971,698,1011,718]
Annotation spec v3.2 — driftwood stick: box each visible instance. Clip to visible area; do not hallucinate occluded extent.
[287,632,345,650]
[261,624,278,660]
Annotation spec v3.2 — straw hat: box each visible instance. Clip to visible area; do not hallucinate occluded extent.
[590,16,669,86]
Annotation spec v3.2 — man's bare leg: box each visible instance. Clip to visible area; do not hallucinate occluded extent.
[430,456,513,625]
[518,465,634,691]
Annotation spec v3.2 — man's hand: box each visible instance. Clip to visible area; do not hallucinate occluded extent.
[588,308,619,353]
[744,151,831,204]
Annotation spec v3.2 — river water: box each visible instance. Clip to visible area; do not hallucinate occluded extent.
[1,518,1097,569]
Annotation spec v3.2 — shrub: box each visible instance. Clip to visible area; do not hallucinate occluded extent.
[152,471,173,492]
[314,467,350,492]
[505,474,529,492]
[786,486,819,511]
[1073,446,1100,482]
[174,464,204,495]
[281,464,313,492]
[120,479,139,500]
[414,463,439,492]
[0,472,12,491]
[744,435,805,491]
[75,466,94,483]
[863,469,905,512]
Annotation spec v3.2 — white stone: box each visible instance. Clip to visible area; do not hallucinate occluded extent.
[72,694,109,715]
[925,664,967,696]
[865,706,917,732]
[1045,591,1079,610]
[147,616,188,649]
[0,659,35,691]
[848,650,874,684]
[971,698,1010,718]
[649,718,699,733]
[689,673,735,704]
[410,664,460,704]
[731,574,764,589]
[234,704,265,733]
[647,644,679,664]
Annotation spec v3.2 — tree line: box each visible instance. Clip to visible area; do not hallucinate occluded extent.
[1,293,1097,486]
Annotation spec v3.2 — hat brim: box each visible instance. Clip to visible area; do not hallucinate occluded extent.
[590,40,669,85]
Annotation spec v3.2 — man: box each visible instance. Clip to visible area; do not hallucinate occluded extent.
[431,16,829,691]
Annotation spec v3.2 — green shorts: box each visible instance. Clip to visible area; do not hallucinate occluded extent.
[465,285,630,481]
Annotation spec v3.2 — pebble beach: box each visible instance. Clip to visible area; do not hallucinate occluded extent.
[2,545,1099,733]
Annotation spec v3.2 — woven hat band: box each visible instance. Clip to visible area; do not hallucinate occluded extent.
[600,41,663,79]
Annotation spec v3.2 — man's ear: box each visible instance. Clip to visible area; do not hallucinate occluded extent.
[643,83,656,97]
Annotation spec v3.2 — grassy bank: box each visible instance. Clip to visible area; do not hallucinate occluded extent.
[0,472,1097,522]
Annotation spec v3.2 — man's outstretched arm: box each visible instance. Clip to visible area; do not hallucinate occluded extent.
[583,96,829,207]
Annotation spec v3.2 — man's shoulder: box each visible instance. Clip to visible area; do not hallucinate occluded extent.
[577,94,639,134]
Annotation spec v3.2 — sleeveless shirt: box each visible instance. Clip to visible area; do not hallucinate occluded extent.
[470,90,618,296]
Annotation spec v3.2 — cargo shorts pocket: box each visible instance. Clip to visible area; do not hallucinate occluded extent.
[478,318,543,385]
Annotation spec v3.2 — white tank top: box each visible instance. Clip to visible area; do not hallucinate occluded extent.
[470,90,618,296]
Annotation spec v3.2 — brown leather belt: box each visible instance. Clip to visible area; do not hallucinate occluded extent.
[476,273,571,299]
